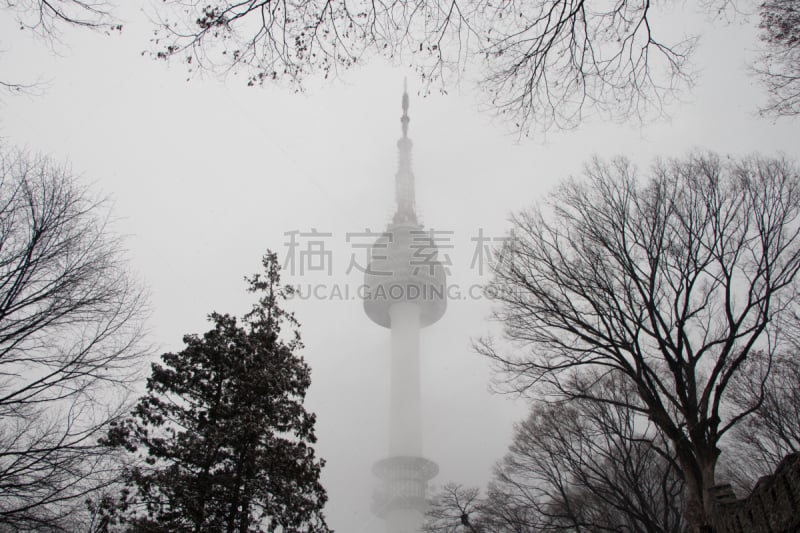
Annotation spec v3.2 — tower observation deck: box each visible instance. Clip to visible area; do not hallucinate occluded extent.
[363,88,447,533]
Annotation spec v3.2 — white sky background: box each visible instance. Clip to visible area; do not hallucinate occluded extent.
[2,1,800,531]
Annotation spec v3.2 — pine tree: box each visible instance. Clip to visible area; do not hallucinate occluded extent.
[105,252,330,532]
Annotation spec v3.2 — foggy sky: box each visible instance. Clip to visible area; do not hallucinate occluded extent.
[2,2,800,530]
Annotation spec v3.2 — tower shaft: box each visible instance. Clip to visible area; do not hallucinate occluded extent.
[389,302,422,458]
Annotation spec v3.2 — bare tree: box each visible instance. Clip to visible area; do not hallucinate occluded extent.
[425,484,484,533]
[498,377,683,532]
[425,373,684,533]
[0,146,148,530]
[757,0,800,117]
[152,0,698,133]
[477,153,800,531]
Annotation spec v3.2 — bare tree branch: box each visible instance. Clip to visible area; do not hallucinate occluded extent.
[424,484,483,533]
[722,345,800,493]
[149,0,706,133]
[1,0,121,94]
[0,146,149,530]
[756,0,800,117]
[425,372,685,533]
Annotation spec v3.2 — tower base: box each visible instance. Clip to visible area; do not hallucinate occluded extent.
[372,456,438,532]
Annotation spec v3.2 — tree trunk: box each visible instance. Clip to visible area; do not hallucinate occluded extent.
[226,466,243,533]
[678,446,718,532]
[238,493,251,533]
[700,459,717,532]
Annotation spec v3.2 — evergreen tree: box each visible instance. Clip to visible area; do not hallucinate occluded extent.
[105,252,330,533]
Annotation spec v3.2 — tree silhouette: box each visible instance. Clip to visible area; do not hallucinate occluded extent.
[477,152,800,531]
[105,252,330,533]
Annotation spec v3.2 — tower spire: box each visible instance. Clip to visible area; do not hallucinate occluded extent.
[401,78,409,139]
[395,81,416,225]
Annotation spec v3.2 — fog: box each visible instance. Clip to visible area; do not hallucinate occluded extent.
[2,2,800,531]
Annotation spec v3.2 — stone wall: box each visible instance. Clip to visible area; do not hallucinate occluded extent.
[710,452,800,533]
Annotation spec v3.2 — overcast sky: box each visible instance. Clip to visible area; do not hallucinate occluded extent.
[3,1,800,530]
